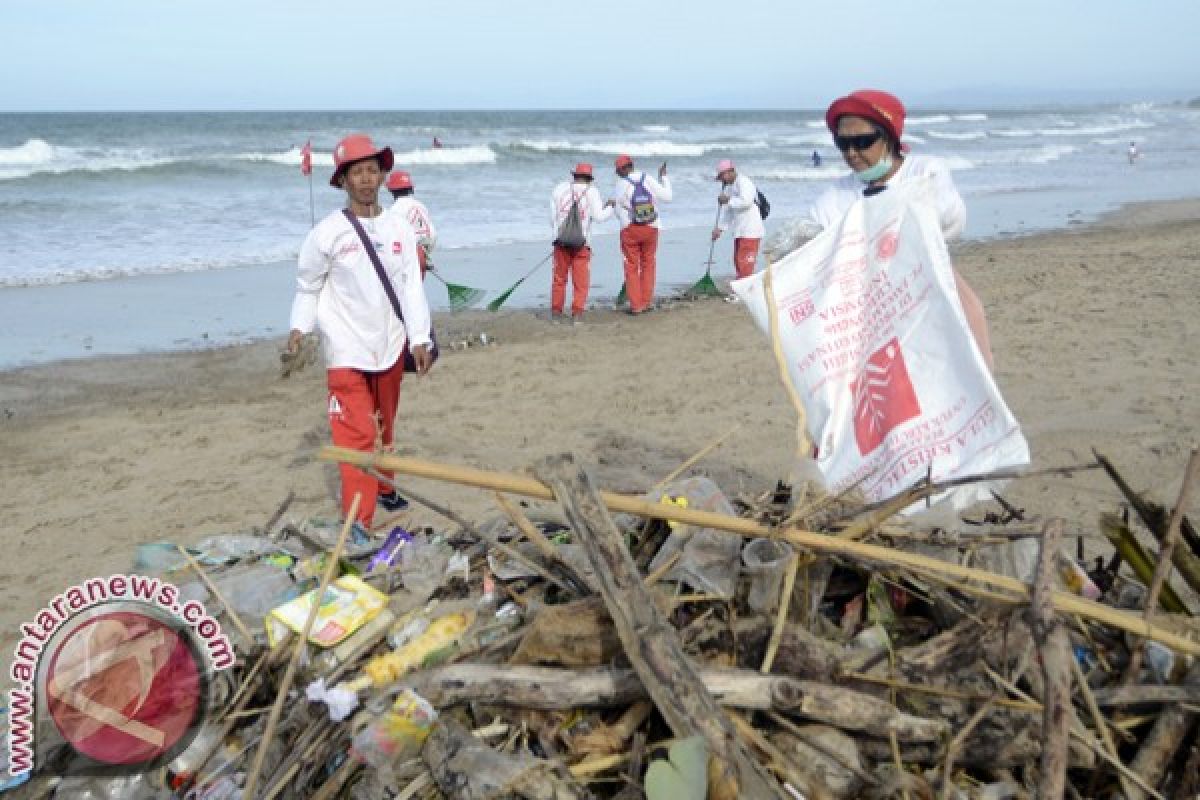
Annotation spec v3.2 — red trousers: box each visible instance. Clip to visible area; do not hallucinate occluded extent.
[733,237,761,279]
[551,245,591,316]
[619,225,659,313]
[326,359,404,526]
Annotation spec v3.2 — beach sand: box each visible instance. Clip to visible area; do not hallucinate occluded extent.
[2,201,1198,663]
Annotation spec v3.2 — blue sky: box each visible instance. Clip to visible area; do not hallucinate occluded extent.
[2,0,1196,111]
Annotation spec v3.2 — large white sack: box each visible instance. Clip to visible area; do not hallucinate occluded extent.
[732,178,1029,509]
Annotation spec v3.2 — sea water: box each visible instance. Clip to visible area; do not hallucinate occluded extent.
[1,106,1197,367]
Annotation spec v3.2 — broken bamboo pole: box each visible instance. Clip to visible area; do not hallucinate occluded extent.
[1027,519,1073,800]
[319,448,1200,657]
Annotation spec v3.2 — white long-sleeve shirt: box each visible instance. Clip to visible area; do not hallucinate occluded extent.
[388,196,437,251]
[803,154,966,240]
[550,180,613,245]
[611,171,673,229]
[290,208,432,372]
[718,173,766,239]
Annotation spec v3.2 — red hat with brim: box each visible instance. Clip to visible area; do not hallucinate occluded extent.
[330,133,395,188]
[386,170,413,191]
[825,90,907,146]
[614,154,633,169]
[572,162,593,177]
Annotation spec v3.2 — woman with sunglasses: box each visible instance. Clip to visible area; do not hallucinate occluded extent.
[805,89,993,370]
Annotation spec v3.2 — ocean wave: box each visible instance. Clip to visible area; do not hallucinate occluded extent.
[0,246,299,288]
[641,124,671,133]
[234,146,333,168]
[777,133,830,146]
[0,138,180,181]
[512,139,763,157]
[902,134,927,144]
[992,129,1036,137]
[754,166,851,181]
[907,114,952,125]
[927,130,987,141]
[973,145,1078,167]
[941,156,976,171]
[394,145,497,165]
[1038,120,1153,137]
[954,113,988,121]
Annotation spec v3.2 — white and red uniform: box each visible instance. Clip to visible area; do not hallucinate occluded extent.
[290,208,432,525]
[718,173,766,278]
[388,196,437,276]
[550,180,613,316]
[611,171,673,313]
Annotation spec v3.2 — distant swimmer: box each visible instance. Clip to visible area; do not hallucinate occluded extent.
[811,150,822,167]
[432,136,444,149]
[1127,141,1138,165]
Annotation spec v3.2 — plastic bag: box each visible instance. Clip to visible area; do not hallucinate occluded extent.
[351,690,437,773]
[732,177,1029,510]
[646,477,742,597]
[211,563,298,630]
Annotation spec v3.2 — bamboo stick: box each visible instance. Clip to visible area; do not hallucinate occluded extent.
[243,493,359,800]
[1029,519,1072,800]
[761,554,799,673]
[318,448,1200,657]
[653,423,742,490]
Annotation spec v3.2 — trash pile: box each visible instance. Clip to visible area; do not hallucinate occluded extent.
[7,447,1200,800]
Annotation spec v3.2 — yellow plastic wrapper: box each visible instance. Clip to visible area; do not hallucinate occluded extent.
[362,611,473,687]
[266,575,388,648]
[351,689,437,769]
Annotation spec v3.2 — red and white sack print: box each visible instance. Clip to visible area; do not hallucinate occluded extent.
[732,177,1029,509]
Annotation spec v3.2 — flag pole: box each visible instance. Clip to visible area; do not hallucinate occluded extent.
[308,172,315,228]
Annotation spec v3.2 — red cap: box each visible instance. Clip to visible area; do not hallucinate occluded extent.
[386,170,413,191]
[330,133,394,188]
[825,90,906,144]
[614,154,633,169]
[572,162,593,177]
[714,158,735,179]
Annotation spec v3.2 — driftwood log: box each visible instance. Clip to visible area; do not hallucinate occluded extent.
[395,664,945,741]
[1126,661,1200,800]
[536,453,783,800]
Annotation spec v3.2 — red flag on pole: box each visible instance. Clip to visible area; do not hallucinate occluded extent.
[300,140,312,176]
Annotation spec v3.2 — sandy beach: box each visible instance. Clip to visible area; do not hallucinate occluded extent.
[2,201,1198,664]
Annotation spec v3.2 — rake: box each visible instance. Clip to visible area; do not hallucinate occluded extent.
[685,201,727,298]
[424,255,486,312]
[486,252,553,312]
[615,282,628,308]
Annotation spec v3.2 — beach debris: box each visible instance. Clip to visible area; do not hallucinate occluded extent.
[19,443,1200,799]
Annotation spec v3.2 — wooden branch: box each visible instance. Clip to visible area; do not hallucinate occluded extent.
[493,491,594,594]
[423,716,592,800]
[396,664,945,741]
[1090,684,1200,707]
[534,453,782,800]
[1125,661,1200,800]
[319,448,1200,657]
[1096,450,1200,558]
[1027,519,1072,800]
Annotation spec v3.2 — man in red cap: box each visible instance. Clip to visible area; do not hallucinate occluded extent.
[387,170,437,279]
[797,89,992,370]
[710,159,765,278]
[611,155,672,314]
[286,134,435,535]
[549,162,614,322]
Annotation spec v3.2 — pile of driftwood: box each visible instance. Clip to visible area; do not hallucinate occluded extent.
[19,445,1200,800]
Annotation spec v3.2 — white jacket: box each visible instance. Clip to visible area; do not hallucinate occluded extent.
[611,171,673,229]
[551,180,613,245]
[804,154,966,240]
[290,208,432,372]
[388,196,437,251]
[718,173,765,239]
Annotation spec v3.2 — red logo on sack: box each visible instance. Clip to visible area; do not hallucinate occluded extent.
[876,230,899,262]
[850,338,921,455]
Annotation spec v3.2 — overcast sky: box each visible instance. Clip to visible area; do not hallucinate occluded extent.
[2,0,1196,111]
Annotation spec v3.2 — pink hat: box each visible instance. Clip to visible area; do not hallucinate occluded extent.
[386,170,413,191]
[614,154,633,169]
[714,158,736,179]
[572,162,593,177]
[330,133,395,188]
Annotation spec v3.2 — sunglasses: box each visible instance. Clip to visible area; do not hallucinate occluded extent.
[834,130,883,152]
